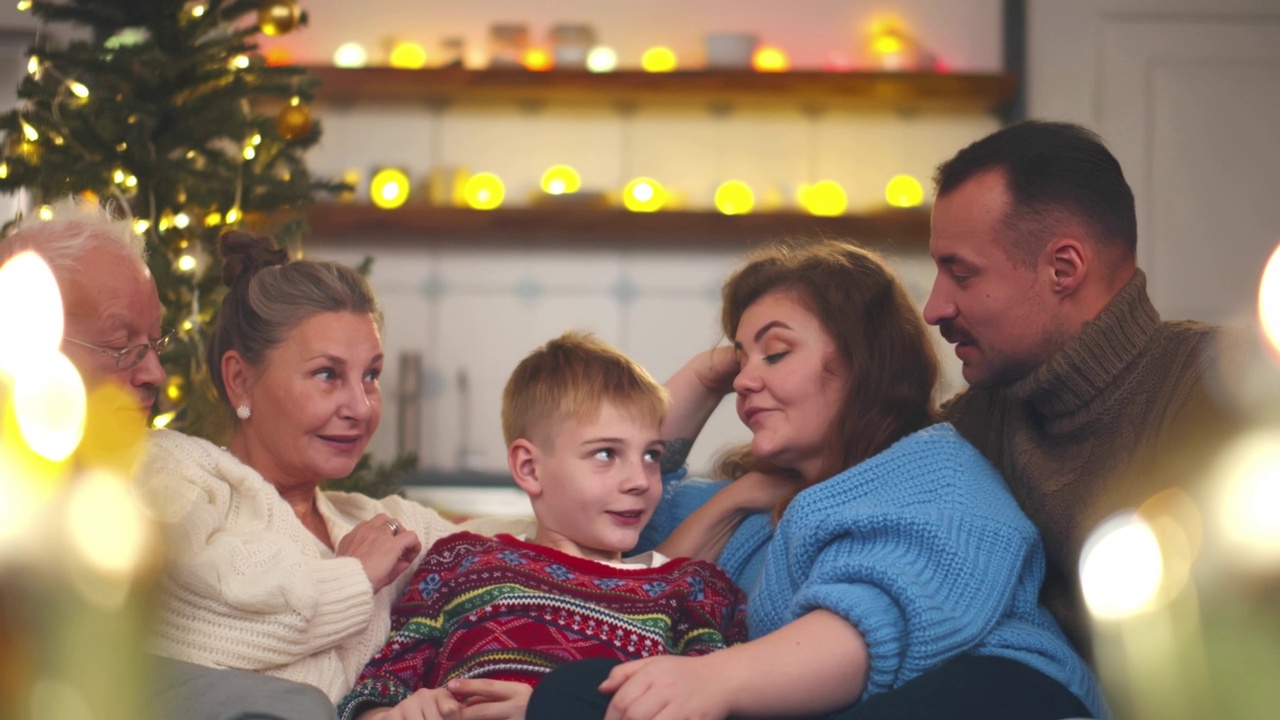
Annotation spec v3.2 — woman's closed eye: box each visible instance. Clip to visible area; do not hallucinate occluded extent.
[764,351,789,365]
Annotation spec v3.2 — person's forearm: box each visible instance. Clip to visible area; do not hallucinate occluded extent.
[660,351,733,450]
[655,484,753,561]
[705,609,869,717]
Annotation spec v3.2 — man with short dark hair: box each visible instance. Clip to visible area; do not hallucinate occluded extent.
[925,120,1226,657]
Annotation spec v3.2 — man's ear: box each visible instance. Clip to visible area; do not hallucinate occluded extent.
[221,350,253,407]
[508,439,543,498]
[1045,237,1088,297]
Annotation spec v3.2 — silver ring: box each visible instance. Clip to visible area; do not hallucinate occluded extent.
[385,520,400,536]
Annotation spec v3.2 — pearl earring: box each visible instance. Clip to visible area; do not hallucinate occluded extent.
[236,404,252,420]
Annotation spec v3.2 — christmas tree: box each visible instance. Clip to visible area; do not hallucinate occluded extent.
[0,0,344,441]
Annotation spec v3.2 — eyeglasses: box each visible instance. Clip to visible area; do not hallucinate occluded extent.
[64,330,175,370]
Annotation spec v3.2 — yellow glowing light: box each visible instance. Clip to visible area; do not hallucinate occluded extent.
[1213,429,1280,566]
[714,180,755,215]
[0,162,7,179]
[231,54,251,70]
[13,352,86,462]
[152,411,177,429]
[752,46,790,72]
[641,47,678,73]
[21,119,38,142]
[872,33,905,55]
[463,172,505,210]
[191,3,206,18]
[174,212,190,229]
[131,220,149,235]
[26,55,38,75]
[180,319,194,332]
[370,168,411,209]
[250,133,263,146]
[265,46,294,67]
[204,211,223,227]
[242,146,256,160]
[157,215,172,232]
[623,177,667,212]
[67,470,149,574]
[124,174,138,188]
[389,42,428,69]
[177,254,197,272]
[586,46,618,73]
[885,174,925,208]
[36,205,52,220]
[1259,243,1280,356]
[17,0,32,11]
[333,42,368,68]
[67,80,89,98]
[798,180,848,216]
[0,252,63,378]
[541,165,581,195]
[1080,512,1164,620]
[225,207,241,224]
[522,47,554,71]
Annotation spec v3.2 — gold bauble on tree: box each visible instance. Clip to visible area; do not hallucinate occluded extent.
[276,103,312,141]
[259,0,302,37]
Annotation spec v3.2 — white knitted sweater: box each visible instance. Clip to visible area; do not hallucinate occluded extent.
[136,429,532,702]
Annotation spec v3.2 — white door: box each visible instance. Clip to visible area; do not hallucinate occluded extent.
[1028,0,1280,324]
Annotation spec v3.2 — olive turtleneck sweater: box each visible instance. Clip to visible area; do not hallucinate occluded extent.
[944,269,1226,658]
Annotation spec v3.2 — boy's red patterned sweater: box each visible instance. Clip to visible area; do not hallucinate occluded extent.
[338,531,747,719]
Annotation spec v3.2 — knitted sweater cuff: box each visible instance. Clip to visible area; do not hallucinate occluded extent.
[307,557,376,648]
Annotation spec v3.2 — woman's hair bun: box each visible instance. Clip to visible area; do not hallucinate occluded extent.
[218,231,289,287]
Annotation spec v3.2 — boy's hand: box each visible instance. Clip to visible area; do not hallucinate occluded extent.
[447,678,531,720]
[364,687,464,720]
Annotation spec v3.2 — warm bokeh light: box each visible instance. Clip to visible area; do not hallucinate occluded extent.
[231,54,251,70]
[872,32,905,55]
[264,46,294,67]
[176,254,197,273]
[13,352,86,463]
[1212,429,1280,566]
[822,51,856,72]
[1080,512,1164,620]
[1259,242,1280,357]
[714,180,755,215]
[21,119,38,141]
[1138,487,1202,604]
[36,204,53,220]
[224,206,241,224]
[541,165,581,195]
[370,168,411,209]
[204,210,223,227]
[333,42,369,68]
[463,172,505,210]
[66,469,149,575]
[522,47,554,71]
[885,174,925,208]
[389,42,428,70]
[752,46,790,72]
[132,218,150,234]
[0,251,63,379]
[67,80,89,99]
[586,46,618,73]
[173,212,190,229]
[151,411,176,429]
[641,46,678,73]
[798,180,848,216]
[623,177,667,212]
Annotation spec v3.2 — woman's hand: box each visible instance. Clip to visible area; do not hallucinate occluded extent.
[360,687,464,720]
[661,346,740,460]
[689,346,739,397]
[600,656,732,720]
[448,678,531,720]
[337,513,422,593]
[724,470,798,514]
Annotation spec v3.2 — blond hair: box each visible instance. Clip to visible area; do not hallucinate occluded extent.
[501,330,668,447]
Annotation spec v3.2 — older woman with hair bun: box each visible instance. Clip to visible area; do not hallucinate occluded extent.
[139,232,529,719]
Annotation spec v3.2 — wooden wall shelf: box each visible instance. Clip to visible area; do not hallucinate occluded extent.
[306,204,930,249]
[306,66,1015,114]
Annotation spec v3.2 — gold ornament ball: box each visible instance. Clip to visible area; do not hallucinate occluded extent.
[259,0,302,37]
[276,104,313,141]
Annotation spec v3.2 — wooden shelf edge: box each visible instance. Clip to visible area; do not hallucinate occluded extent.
[304,66,1015,114]
[305,204,930,250]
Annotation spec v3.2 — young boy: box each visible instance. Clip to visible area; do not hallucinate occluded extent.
[339,331,747,720]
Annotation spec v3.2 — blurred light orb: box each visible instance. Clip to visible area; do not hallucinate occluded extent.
[798,180,848,217]
[0,251,64,378]
[389,42,428,69]
[1259,242,1280,357]
[152,411,177,429]
[1080,512,1164,620]
[586,46,618,73]
[522,47,554,72]
[14,352,86,462]
[641,46,678,73]
[1214,429,1280,564]
[623,177,667,212]
[333,42,368,68]
[67,469,148,575]
[752,46,790,72]
[541,165,581,195]
[177,254,198,273]
[370,168,411,209]
[885,174,925,208]
[715,180,755,215]
[463,172,505,210]
[231,54,251,70]
[264,46,294,67]
[37,204,53,220]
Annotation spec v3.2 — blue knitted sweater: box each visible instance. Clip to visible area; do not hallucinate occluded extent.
[639,423,1104,718]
